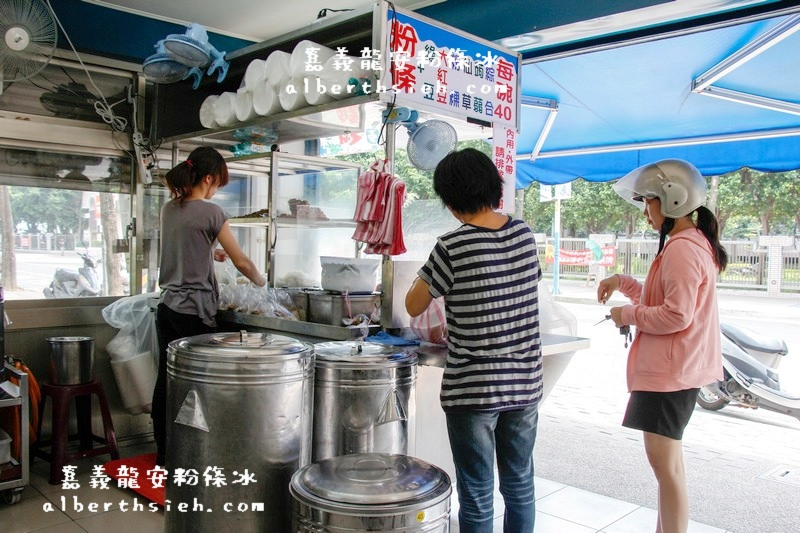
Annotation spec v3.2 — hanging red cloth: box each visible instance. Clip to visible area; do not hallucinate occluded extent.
[352,160,406,256]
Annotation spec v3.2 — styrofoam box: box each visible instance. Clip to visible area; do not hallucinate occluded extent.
[0,428,11,463]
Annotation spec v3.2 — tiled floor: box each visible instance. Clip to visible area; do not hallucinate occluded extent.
[0,441,731,533]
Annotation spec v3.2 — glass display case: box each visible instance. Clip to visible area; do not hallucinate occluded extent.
[188,151,371,288]
[270,152,372,287]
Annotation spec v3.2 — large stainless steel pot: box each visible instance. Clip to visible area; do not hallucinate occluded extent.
[165,331,314,533]
[312,341,416,462]
[291,453,452,532]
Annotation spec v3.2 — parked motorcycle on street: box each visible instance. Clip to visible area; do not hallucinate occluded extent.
[43,249,102,298]
[697,322,800,422]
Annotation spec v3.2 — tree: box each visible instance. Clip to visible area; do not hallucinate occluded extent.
[99,193,124,295]
[0,185,17,290]
[559,180,639,237]
[8,187,82,234]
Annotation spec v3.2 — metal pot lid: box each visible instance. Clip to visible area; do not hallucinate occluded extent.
[171,331,310,357]
[46,336,94,343]
[313,341,415,364]
[295,453,449,504]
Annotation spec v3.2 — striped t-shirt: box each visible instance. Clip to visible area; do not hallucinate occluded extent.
[418,216,542,413]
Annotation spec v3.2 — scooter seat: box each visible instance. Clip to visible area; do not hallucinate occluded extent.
[721,322,788,356]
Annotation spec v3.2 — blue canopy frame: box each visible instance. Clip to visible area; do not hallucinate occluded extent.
[516,13,800,186]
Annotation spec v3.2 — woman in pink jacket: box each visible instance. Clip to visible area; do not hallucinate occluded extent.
[597,159,727,533]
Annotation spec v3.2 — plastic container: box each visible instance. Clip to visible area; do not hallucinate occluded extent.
[265,50,291,87]
[290,40,336,78]
[212,91,237,126]
[198,95,218,128]
[320,256,380,293]
[252,81,282,116]
[243,58,267,92]
[234,88,257,122]
[279,78,309,112]
[0,428,10,464]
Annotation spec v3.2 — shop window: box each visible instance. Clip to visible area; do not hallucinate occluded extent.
[0,146,133,301]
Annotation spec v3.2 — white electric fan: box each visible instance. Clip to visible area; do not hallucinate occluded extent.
[163,23,229,84]
[0,0,58,83]
[142,40,192,84]
[383,107,458,171]
[406,118,458,171]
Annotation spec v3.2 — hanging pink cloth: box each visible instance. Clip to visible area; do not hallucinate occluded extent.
[352,159,406,256]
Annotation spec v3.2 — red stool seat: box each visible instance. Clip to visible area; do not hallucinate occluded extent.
[34,379,120,484]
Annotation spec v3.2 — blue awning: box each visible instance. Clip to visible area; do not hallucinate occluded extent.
[516,14,800,185]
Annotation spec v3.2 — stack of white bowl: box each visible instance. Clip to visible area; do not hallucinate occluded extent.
[197,40,369,129]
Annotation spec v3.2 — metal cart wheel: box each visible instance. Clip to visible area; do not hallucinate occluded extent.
[3,488,23,504]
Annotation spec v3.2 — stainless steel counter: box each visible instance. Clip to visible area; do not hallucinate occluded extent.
[216,309,380,342]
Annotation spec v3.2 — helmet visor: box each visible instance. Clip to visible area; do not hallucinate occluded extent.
[612,165,665,211]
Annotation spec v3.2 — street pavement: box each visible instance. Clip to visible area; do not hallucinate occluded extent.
[538,279,800,533]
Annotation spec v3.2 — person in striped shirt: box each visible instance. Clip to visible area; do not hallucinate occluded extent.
[406,147,542,533]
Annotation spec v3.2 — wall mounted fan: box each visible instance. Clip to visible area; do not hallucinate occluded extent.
[406,119,457,171]
[143,40,190,84]
[0,0,58,83]
[383,107,458,171]
[163,23,228,83]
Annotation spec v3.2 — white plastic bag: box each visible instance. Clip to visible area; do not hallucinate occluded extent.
[102,292,159,362]
[410,298,448,345]
[102,293,159,415]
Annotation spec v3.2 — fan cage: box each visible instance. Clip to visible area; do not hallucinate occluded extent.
[0,0,58,82]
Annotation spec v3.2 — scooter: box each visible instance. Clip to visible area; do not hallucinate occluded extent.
[697,322,800,422]
[43,249,102,298]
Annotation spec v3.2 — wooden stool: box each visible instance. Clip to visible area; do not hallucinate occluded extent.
[34,379,120,484]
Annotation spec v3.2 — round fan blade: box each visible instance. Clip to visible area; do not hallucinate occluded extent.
[407,120,458,171]
[0,0,58,82]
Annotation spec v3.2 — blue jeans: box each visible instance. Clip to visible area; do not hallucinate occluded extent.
[446,406,539,533]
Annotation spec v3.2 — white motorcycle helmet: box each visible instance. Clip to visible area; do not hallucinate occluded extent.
[613,159,707,218]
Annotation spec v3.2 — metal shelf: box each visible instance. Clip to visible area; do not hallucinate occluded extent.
[165,94,378,149]
[229,217,270,226]
[274,218,356,229]
[0,362,29,502]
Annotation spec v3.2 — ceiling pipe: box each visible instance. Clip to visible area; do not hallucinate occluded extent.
[698,86,800,115]
[521,96,559,162]
[693,13,800,91]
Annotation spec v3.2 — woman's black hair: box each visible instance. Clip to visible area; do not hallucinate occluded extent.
[658,207,728,273]
[164,146,230,204]
[433,147,503,214]
[696,205,728,272]
[657,217,675,256]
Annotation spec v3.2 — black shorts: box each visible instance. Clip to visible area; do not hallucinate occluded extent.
[622,388,700,440]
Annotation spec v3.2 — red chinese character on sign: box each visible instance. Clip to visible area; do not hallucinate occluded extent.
[437,68,447,85]
[496,58,514,81]
[395,63,417,93]
[497,83,513,103]
[392,21,419,57]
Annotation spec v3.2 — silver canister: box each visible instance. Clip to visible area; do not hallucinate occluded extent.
[45,336,95,385]
[165,331,314,533]
[312,341,416,462]
[291,453,452,532]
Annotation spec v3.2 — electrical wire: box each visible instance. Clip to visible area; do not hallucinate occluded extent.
[45,0,128,132]
[317,8,355,19]
[377,1,399,147]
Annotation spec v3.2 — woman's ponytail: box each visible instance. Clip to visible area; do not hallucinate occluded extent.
[695,206,728,272]
[164,146,229,204]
